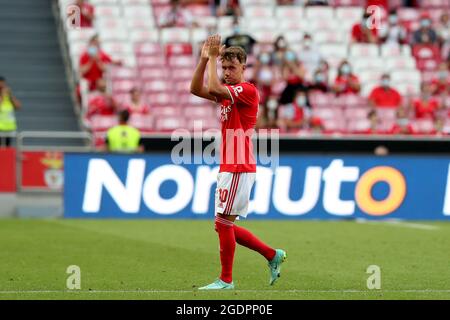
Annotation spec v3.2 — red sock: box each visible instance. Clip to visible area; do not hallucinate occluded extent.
[234,224,276,261]
[215,216,236,284]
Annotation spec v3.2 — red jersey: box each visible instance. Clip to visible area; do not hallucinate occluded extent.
[218,82,259,173]
[79,2,94,28]
[351,23,378,43]
[369,86,402,108]
[79,51,112,90]
[413,98,439,119]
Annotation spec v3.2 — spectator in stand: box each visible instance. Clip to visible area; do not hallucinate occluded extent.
[389,106,414,134]
[123,88,150,115]
[297,34,322,81]
[224,16,257,55]
[158,0,199,28]
[309,116,324,134]
[333,60,360,96]
[79,35,121,92]
[0,76,21,146]
[279,50,307,104]
[363,110,384,135]
[214,0,241,17]
[308,68,329,93]
[410,83,442,120]
[368,74,403,109]
[252,52,275,105]
[437,12,450,59]
[379,10,408,45]
[351,12,379,44]
[430,63,450,96]
[87,79,117,118]
[277,89,310,132]
[105,110,144,153]
[271,36,289,66]
[72,0,94,28]
[413,12,438,45]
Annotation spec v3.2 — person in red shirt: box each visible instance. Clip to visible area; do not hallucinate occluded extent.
[333,60,361,95]
[389,107,414,134]
[122,88,150,115]
[430,63,450,96]
[277,90,309,132]
[86,79,117,118]
[79,35,121,91]
[351,12,379,44]
[411,83,442,119]
[369,74,403,109]
[73,0,94,28]
[190,35,285,290]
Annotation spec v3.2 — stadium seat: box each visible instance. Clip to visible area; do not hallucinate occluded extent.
[135,43,163,56]
[129,30,160,43]
[165,43,193,56]
[99,28,128,42]
[243,6,275,18]
[146,92,175,106]
[380,44,412,57]
[139,67,169,80]
[347,119,371,133]
[305,7,334,20]
[349,44,379,57]
[137,55,166,67]
[390,70,421,84]
[275,6,304,19]
[419,0,450,8]
[160,28,191,43]
[112,80,139,93]
[412,45,441,59]
[142,80,171,92]
[335,6,364,21]
[385,57,417,70]
[154,116,187,131]
[411,119,435,134]
[123,6,153,19]
[109,67,138,80]
[93,5,121,17]
[344,107,369,119]
[376,109,397,120]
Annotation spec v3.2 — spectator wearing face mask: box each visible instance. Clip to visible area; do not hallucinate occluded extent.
[252,52,275,105]
[123,88,150,115]
[389,107,414,134]
[79,35,121,92]
[297,34,322,81]
[87,79,117,118]
[379,10,407,45]
[351,12,379,44]
[413,13,438,45]
[333,60,360,96]
[224,17,257,55]
[308,69,329,93]
[368,74,403,109]
[279,50,307,104]
[271,36,289,66]
[430,63,450,96]
[277,89,310,132]
[410,83,441,120]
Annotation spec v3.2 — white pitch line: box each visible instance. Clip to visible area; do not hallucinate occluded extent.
[0,289,449,294]
[355,219,439,231]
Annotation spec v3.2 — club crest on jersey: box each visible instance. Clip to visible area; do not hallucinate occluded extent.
[220,104,232,122]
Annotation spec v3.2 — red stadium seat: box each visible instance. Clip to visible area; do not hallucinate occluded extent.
[411,119,435,134]
[165,43,193,56]
[412,45,441,59]
[137,55,166,67]
[344,107,369,119]
[112,80,140,93]
[347,119,371,133]
[109,67,138,80]
[419,0,450,8]
[309,92,336,108]
[88,115,118,131]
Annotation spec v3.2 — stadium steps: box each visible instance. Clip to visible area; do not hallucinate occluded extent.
[0,0,83,146]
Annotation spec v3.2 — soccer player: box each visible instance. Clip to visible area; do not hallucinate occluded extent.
[190,35,287,290]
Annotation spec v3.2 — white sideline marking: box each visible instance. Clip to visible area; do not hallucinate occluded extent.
[355,219,439,231]
[0,289,449,294]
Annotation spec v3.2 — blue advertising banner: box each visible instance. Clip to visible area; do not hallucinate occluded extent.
[64,153,450,220]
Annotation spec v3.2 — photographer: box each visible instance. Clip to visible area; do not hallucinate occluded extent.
[0,76,21,146]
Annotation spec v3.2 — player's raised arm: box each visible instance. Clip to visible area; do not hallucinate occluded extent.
[207,35,232,101]
[190,39,216,102]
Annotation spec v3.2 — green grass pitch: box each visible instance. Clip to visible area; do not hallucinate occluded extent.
[0,219,449,300]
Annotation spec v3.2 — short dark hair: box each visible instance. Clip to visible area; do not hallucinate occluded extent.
[118,109,130,123]
[221,46,247,64]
